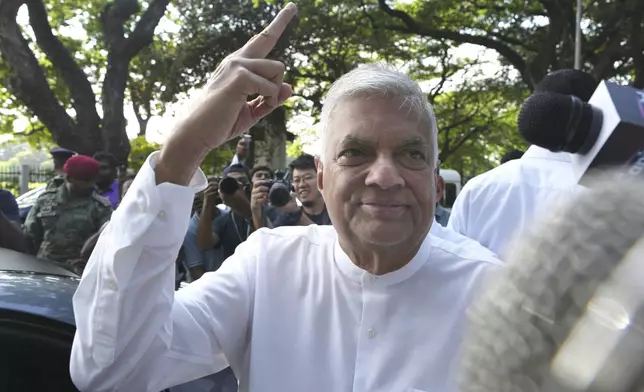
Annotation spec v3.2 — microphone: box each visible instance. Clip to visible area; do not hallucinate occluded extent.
[458,172,644,391]
[518,81,644,185]
[518,92,602,154]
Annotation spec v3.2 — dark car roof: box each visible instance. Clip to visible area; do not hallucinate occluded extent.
[0,248,79,325]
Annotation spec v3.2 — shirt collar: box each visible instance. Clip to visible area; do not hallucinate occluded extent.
[333,232,432,286]
[523,145,572,162]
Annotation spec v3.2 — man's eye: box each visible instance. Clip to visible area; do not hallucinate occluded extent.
[405,150,425,160]
[339,149,363,158]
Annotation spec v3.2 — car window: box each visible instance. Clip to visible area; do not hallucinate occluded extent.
[443,183,457,209]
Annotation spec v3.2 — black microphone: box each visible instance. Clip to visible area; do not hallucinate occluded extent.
[518,81,644,185]
[458,172,644,391]
[518,92,602,154]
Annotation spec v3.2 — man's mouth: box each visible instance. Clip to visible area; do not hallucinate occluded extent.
[360,202,408,218]
[298,190,309,198]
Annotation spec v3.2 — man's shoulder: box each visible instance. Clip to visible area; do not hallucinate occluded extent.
[463,161,524,191]
[429,232,503,270]
[0,189,17,203]
[36,188,59,203]
[246,225,337,254]
[257,224,337,244]
[90,193,113,209]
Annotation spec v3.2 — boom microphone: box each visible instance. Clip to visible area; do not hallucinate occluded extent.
[458,172,644,392]
[518,81,644,185]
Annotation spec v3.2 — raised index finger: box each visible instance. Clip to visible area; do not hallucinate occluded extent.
[239,2,297,59]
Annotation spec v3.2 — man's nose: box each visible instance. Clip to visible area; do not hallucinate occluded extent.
[365,157,405,190]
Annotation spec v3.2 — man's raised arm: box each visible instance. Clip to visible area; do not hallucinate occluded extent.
[70,3,298,391]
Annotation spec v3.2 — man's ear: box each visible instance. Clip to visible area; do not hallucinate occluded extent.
[315,156,324,193]
[435,174,445,203]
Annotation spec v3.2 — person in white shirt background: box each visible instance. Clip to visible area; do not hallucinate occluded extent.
[70,4,501,391]
[448,69,599,258]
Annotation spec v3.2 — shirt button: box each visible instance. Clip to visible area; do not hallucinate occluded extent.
[158,210,167,220]
[106,279,117,291]
[367,328,377,339]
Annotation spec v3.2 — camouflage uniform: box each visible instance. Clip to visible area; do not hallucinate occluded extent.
[23,184,112,268]
[45,175,66,190]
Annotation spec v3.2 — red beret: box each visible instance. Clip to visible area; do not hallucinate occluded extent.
[64,155,100,181]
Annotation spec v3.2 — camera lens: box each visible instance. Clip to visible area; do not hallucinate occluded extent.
[219,177,239,195]
[269,182,290,207]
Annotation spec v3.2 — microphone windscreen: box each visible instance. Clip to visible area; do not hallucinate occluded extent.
[518,93,595,153]
[535,69,599,102]
[459,172,644,391]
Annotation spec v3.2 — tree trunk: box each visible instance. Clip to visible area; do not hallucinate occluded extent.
[0,0,169,163]
[0,0,102,155]
[102,54,132,164]
[252,108,288,170]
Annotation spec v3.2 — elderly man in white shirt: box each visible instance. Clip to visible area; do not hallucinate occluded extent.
[448,69,599,257]
[70,4,501,391]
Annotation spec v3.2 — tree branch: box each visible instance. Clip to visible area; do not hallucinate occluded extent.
[24,0,100,131]
[629,2,644,88]
[374,0,534,88]
[0,0,75,142]
[123,0,171,59]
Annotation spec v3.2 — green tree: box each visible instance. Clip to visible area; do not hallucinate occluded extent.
[0,0,172,163]
[171,0,528,175]
[365,0,644,88]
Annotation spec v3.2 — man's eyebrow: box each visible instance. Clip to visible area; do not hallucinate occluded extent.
[398,137,429,149]
[339,135,374,147]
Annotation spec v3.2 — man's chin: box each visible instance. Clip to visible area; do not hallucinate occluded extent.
[352,224,413,247]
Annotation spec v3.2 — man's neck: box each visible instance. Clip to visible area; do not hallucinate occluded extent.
[303,198,325,216]
[339,235,425,276]
[232,206,252,219]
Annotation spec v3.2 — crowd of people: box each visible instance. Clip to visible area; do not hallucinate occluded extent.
[0,133,454,285]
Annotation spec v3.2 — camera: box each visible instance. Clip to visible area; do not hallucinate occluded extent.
[219,176,251,199]
[266,170,293,207]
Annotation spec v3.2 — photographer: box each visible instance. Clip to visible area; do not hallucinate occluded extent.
[261,154,331,227]
[196,164,254,260]
[182,178,225,280]
[249,165,283,229]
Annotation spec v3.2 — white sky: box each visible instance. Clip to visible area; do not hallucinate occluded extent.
[5,2,506,156]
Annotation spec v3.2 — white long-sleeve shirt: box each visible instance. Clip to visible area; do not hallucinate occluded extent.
[448,146,580,257]
[70,152,502,392]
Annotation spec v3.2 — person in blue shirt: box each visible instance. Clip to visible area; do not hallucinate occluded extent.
[183,179,228,281]
[0,188,20,224]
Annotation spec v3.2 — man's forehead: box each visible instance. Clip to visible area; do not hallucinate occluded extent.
[327,97,432,144]
[292,168,315,176]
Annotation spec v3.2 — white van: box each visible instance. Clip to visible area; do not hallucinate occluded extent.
[439,169,461,211]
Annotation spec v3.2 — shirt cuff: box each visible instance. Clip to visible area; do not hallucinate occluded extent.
[106,151,207,252]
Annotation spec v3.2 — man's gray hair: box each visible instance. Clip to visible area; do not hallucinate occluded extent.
[318,63,439,165]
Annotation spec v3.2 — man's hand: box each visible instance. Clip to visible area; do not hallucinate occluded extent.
[157,3,298,185]
[277,196,300,213]
[203,182,220,208]
[250,181,270,212]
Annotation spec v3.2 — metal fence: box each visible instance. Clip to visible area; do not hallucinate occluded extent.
[0,165,54,196]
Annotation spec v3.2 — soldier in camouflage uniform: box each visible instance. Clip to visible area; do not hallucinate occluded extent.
[24,155,112,271]
[46,147,76,190]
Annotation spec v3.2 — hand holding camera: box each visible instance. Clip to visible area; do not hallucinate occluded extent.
[202,182,221,208]
[251,181,270,212]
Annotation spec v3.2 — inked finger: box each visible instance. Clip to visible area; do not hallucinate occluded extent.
[239,3,297,59]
